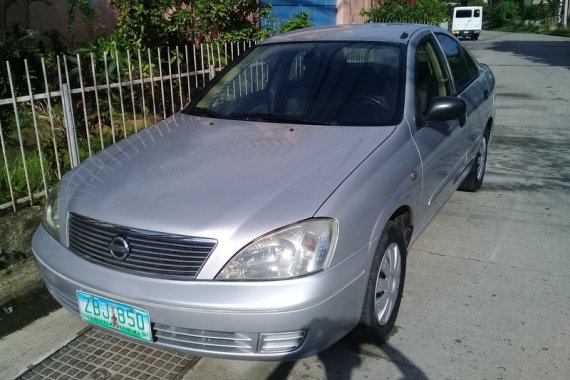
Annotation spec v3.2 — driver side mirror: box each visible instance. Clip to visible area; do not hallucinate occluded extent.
[425,96,466,122]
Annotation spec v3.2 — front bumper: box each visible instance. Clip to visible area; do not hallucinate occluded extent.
[32,226,370,360]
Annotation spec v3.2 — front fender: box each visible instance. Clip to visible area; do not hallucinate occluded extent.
[315,123,422,268]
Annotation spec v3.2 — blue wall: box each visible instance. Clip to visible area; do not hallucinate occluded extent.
[261,0,337,28]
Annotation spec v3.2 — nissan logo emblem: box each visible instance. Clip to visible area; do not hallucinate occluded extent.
[109,235,130,261]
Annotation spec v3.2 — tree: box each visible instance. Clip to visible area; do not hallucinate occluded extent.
[487,1,520,27]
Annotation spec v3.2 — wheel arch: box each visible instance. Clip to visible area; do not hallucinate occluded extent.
[388,205,414,248]
[486,117,493,135]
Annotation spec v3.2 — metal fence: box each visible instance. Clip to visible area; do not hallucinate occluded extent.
[0,41,254,213]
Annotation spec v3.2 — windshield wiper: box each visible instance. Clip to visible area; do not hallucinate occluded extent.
[189,107,223,119]
[229,112,336,126]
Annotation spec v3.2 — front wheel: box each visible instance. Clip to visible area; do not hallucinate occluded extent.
[357,221,407,341]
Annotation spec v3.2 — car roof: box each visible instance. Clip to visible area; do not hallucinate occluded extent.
[263,23,432,45]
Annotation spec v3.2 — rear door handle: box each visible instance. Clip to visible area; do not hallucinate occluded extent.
[483,89,489,99]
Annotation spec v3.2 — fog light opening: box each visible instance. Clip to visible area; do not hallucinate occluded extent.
[258,331,306,353]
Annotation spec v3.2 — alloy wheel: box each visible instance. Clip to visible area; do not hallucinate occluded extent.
[375,242,401,325]
[476,137,487,181]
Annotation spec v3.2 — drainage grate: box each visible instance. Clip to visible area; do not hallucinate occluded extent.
[17,327,198,380]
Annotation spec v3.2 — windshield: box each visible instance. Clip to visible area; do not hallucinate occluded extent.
[186,42,404,126]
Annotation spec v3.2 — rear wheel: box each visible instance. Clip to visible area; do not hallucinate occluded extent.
[358,221,407,341]
[459,128,489,191]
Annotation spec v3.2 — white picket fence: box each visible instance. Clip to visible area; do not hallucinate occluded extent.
[0,41,254,212]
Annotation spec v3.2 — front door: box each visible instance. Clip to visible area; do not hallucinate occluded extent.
[410,35,467,218]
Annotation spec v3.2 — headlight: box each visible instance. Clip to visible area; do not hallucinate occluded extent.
[42,183,60,240]
[217,219,338,280]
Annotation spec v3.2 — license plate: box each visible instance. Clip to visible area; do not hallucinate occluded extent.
[76,291,152,342]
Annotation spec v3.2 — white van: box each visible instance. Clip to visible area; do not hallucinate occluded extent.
[451,6,483,40]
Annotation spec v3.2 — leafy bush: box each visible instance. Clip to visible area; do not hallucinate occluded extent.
[73,33,133,86]
[111,0,271,49]
[1,108,35,138]
[0,27,44,102]
[363,0,448,25]
[467,0,488,7]
[523,4,552,21]
[488,1,521,28]
[278,11,314,33]
[0,153,51,203]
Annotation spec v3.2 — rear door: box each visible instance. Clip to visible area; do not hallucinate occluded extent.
[453,8,473,32]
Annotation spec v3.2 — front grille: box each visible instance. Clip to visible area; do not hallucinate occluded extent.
[67,212,217,280]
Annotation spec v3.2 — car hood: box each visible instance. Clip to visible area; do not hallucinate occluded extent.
[61,113,395,265]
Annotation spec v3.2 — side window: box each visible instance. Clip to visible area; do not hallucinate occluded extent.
[414,36,452,116]
[456,10,472,18]
[435,33,479,94]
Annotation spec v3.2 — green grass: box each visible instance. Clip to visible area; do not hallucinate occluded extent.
[489,21,570,37]
[0,153,52,204]
[545,28,570,37]
[492,23,540,33]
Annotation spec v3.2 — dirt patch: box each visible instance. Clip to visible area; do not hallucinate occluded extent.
[0,286,60,338]
[0,259,44,304]
[0,206,44,305]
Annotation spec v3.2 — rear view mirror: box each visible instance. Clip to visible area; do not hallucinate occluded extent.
[425,96,466,122]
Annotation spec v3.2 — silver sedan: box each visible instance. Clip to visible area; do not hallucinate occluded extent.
[32,23,495,360]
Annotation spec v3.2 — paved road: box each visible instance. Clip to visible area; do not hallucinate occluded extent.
[2,30,570,380]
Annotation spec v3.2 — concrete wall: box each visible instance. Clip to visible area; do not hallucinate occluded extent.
[337,0,373,24]
[262,0,374,27]
[1,0,116,47]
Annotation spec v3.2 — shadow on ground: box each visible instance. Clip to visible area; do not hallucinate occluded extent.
[266,326,428,379]
[487,39,570,68]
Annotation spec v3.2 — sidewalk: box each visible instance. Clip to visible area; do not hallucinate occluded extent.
[0,308,87,379]
[1,309,202,380]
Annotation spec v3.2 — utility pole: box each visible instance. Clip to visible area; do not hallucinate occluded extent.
[562,0,568,29]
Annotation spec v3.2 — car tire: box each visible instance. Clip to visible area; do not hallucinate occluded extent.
[357,221,407,342]
[459,127,489,192]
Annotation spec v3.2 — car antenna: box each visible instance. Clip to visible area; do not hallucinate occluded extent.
[400,32,409,39]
